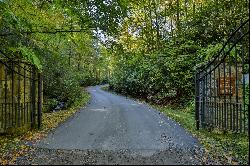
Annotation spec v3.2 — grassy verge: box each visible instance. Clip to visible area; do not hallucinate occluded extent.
[102,85,249,165]
[0,88,91,165]
[154,104,249,165]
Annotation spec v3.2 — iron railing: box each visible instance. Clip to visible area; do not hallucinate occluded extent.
[195,19,249,134]
[0,50,42,133]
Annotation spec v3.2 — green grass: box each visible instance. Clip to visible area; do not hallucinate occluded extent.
[155,104,249,165]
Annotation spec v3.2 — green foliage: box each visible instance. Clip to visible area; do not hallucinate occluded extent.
[18,45,42,70]
[43,55,82,108]
[7,45,42,70]
[197,43,223,61]
[109,40,201,104]
[0,0,248,164]
[0,0,248,115]
[0,0,108,108]
[43,98,59,113]
[104,0,248,107]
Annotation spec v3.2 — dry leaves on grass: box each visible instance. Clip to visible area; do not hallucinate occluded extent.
[0,93,90,165]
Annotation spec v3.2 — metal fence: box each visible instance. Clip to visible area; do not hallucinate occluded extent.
[0,50,42,133]
[195,19,249,134]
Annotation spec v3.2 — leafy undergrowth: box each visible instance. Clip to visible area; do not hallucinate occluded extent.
[155,105,249,165]
[0,89,90,165]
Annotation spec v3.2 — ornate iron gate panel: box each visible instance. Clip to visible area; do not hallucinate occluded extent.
[195,19,249,134]
[0,50,42,133]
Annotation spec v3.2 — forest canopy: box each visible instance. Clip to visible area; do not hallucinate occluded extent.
[0,0,249,108]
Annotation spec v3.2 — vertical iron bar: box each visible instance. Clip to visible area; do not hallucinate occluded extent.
[18,62,21,127]
[223,53,227,130]
[24,65,26,124]
[195,72,200,130]
[248,32,250,135]
[218,64,221,129]
[240,46,244,133]
[8,103,10,129]
[216,102,219,127]
[15,102,17,129]
[221,102,224,130]
[229,49,232,131]
[1,103,3,129]
[21,103,24,125]
[233,103,235,131]
[214,69,218,126]
[11,61,14,127]
[204,69,209,127]
[201,77,205,128]
[215,73,217,128]
[21,67,24,125]
[27,102,29,123]
[232,46,237,131]
[31,67,36,128]
[209,66,212,128]
[38,73,42,129]
[223,56,227,130]
[4,65,7,130]
[30,69,33,128]
[235,49,239,132]
[241,34,246,133]
[240,103,242,133]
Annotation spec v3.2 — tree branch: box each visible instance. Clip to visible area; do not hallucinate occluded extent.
[0,28,95,36]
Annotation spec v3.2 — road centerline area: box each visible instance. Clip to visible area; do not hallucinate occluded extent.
[17,86,202,165]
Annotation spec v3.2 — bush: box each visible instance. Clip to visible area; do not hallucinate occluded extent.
[43,98,58,113]
[109,40,201,104]
[42,55,83,108]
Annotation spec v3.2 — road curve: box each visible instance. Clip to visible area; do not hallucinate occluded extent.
[17,86,203,165]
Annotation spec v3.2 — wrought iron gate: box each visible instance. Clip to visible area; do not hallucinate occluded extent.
[0,50,42,133]
[195,19,249,134]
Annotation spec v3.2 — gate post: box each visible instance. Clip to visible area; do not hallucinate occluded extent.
[37,73,42,129]
[195,72,200,130]
[201,78,206,128]
[31,67,36,128]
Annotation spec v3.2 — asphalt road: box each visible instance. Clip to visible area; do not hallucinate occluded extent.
[17,86,203,165]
